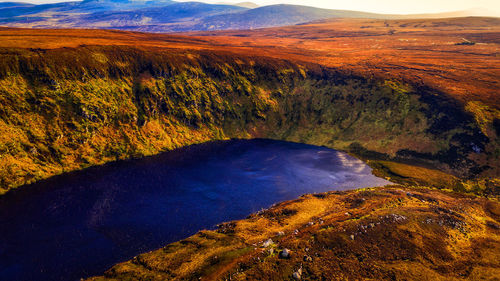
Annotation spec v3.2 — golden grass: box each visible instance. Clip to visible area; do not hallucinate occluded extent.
[370,160,460,187]
[89,186,500,280]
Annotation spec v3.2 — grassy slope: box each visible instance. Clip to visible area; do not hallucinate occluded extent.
[0,45,494,193]
[88,186,500,280]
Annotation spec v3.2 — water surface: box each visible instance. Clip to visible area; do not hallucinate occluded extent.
[0,139,391,281]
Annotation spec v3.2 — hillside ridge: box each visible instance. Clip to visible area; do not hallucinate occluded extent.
[0,1,492,32]
[88,186,500,280]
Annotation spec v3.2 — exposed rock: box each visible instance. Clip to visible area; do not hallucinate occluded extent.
[293,266,303,279]
[217,222,236,234]
[279,248,290,259]
[262,239,273,248]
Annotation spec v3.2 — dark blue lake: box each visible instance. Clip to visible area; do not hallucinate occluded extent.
[0,139,391,281]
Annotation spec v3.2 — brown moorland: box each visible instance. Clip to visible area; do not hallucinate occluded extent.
[192,17,500,109]
[2,17,499,108]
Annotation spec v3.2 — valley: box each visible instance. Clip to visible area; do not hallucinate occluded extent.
[0,13,499,281]
[0,17,498,193]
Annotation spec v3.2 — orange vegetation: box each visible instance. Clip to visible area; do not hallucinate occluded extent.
[1,17,499,109]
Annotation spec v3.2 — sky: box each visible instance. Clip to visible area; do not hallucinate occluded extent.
[2,0,500,16]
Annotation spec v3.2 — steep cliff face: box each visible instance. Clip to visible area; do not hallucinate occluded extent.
[0,45,494,193]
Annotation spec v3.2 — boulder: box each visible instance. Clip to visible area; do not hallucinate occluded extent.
[279,248,290,259]
[262,239,273,248]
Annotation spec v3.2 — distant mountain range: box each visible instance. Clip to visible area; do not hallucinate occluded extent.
[0,0,492,32]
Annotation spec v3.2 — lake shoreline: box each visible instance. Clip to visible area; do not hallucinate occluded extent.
[88,185,500,280]
[0,139,390,281]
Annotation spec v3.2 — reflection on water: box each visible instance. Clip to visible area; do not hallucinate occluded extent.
[0,139,391,281]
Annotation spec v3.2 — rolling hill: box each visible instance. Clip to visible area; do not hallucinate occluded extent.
[71,2,247,29]
[0,0,490,32]
[192,4,387,30]
[0,2,34,8]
